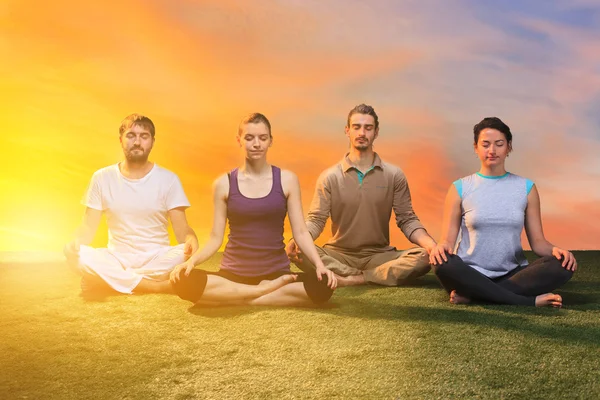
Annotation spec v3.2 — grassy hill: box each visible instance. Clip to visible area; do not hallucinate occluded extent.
[1,251,598,399]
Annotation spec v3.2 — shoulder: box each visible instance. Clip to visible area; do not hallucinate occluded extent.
[455,173,479,187]
[212,173,232,200]
[213,172,230,190]
[507,173,535,194]
[380,160,403,174]
[452,173,474,186]
[280,168,299,184]
[507,172,533,183]
[379,160,408,187]
[153,165,181,183]
[316,163,343,186]
[381,161,406,180]
[452,174,476,198]
[91,164,118,182]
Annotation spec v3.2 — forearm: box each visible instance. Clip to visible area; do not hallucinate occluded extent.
[409,228,436,250]
[72,224,95,246]
[188,234,222,266]
[531,239,554,257]
[176,226,197,244]
[293,227,324,268]
[438,226,459,248]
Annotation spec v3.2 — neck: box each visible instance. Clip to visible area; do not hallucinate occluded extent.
[479,164,507,177]
[347,147,375,170]
[240,157,270,176]
[120,160,153,179]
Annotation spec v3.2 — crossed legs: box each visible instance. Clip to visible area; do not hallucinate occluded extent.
[433,255,573,307]
[298,246,430,287]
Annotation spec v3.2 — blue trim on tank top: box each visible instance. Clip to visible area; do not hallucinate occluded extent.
[526,179,534,194]
[476,172,509,179]
[453,179,463,199]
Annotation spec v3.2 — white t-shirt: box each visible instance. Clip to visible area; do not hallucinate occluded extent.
[82,163,190,254]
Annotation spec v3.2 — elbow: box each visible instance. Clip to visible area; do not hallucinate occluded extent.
[292,226,309,241]
[208,232,223,248]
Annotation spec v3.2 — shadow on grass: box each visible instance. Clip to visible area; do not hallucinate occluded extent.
[326,299,600,346]
[187,270,600,348]
[186,293,600,346]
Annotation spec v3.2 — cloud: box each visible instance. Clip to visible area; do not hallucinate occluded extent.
[1,0,599,251]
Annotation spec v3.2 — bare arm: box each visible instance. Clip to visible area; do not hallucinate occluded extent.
[67,171,103,252]
[524,185,577,270]
[284,170,336,289]
[429,185,462,265]
[75,208,103,245]
[168,207,198,258]
[64,207,102,262]
[524,185,553,256]
[185,175,229,267]
[286,171,331,262]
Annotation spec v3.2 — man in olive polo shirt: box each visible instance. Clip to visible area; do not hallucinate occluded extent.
[286,104,436,287]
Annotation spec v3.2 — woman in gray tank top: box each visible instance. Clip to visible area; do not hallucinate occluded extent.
[429,117,576,307]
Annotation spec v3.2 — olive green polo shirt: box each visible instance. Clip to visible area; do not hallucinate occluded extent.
[306,153,426,253]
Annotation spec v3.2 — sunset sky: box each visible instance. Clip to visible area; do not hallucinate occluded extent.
[1,0,599,256]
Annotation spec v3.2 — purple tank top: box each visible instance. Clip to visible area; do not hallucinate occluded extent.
[220,165,291,276]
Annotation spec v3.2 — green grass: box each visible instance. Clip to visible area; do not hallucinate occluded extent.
[1,252,599,400]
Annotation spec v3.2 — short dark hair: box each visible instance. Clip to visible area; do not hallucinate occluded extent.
[347,104,379,130]
[238,113,272,137]
[119,114,155,137]
[473,117,512,144]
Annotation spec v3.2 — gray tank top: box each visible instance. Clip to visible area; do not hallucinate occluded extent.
[454,172,534,278]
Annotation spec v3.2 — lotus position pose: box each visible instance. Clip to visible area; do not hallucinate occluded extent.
[287,104,436,287]
[170,113,336,306]
[429,117,576,307]
[65,114,291,301]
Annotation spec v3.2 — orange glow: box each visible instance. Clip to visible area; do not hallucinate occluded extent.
[1,0,598,255]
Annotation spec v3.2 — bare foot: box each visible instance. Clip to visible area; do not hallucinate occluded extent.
[449,290,471,305]
[257,274,297,296]
[335,273,366,287]
[535,293,562,308]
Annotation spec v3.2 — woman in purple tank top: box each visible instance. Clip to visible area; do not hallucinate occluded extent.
[171,113,337,306]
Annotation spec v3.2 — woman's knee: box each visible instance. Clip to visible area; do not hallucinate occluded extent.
[539,256,574,278]
[432,254,464,276]
[302,274,334,305]
[172,269,208,303]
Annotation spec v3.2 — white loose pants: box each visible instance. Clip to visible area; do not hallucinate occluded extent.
[78,244,186,293]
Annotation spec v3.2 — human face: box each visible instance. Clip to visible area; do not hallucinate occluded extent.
[345,114,378,151]
[474,128,511,168]
[237,122,272,160]
[120,124,154,162]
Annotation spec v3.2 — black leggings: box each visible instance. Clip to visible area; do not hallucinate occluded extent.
[432,255,573,306]
[173,269,333,305]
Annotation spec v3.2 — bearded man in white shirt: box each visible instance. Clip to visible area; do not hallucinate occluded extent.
[63,114,199,294]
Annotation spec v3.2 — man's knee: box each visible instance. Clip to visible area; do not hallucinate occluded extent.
[402,247,431,275]
[415,247,431,268]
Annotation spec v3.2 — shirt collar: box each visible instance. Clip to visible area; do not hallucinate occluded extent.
[341,153,383,172]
